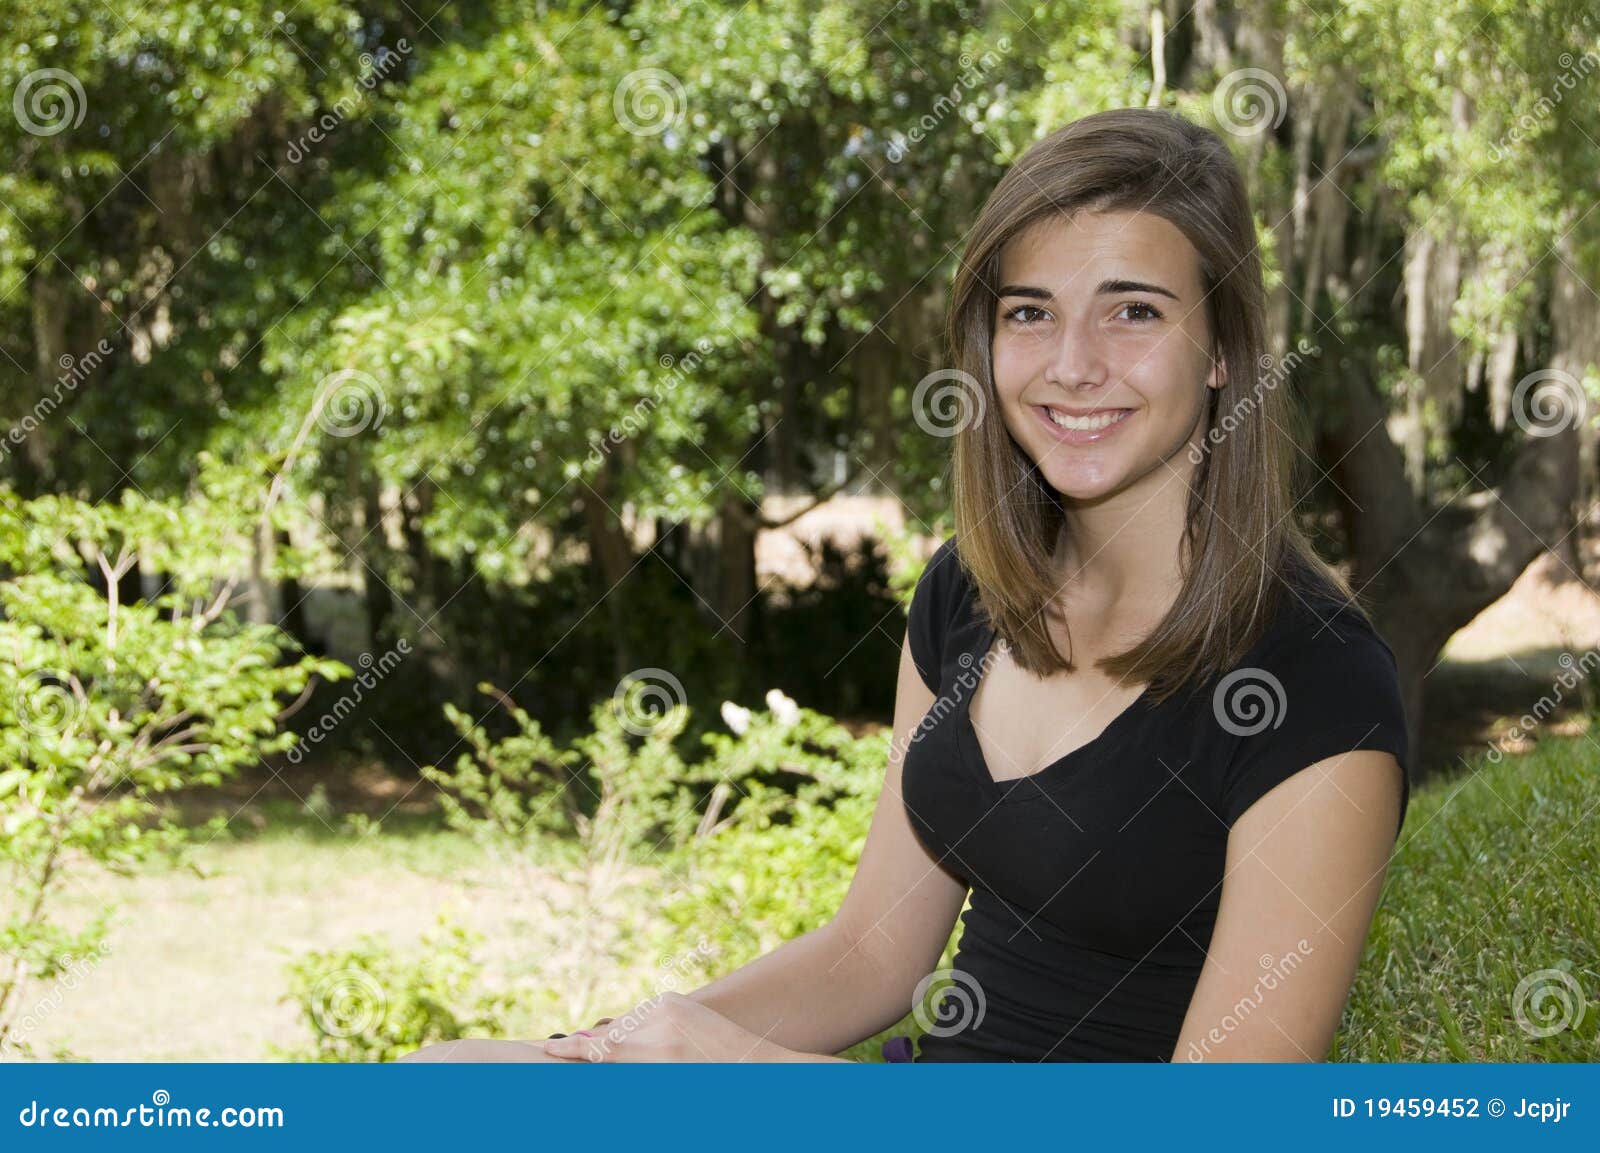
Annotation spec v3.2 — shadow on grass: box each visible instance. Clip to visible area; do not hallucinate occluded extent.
[1418,647,1598,782]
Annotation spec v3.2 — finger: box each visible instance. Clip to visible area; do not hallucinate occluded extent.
[542,1029,613,1062]
[542,1016,610,1046]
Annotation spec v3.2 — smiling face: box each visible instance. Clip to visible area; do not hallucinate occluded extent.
[990,209,1223,504]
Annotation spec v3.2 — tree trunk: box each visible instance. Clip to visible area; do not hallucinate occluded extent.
[361,475,394,650]
[581,461,635,678]
[400,479,465,695]
[276,525,313,652]
[21,274,69,493]
[1314,349,1581,770]
[243,518,274,625]
[714,488,760,646]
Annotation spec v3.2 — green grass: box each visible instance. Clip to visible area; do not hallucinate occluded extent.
[1335,733,1600,1060]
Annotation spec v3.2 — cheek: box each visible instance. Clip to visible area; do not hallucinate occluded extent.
[1131,374,1191,416]
[1121,342,1210,418]
[990,337,1043,399]
[989,340,1018,391]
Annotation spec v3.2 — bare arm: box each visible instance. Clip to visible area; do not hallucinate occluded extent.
[1172,748,1403,1061]
[686,633,968,1057]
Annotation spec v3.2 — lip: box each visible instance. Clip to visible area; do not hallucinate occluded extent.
[1030,403,1135,445]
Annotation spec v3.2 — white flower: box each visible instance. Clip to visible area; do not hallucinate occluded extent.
[720,701,752,736]
[764,688,800,727]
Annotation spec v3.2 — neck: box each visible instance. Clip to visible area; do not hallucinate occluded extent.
[1053,454,1198,606]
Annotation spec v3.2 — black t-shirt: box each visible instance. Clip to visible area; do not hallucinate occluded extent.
[901,534,1409,1062]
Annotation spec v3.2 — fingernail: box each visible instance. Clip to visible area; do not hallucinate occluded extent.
[576,1029,594,1037]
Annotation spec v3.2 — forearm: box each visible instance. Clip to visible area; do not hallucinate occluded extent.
[686,920,909,1058]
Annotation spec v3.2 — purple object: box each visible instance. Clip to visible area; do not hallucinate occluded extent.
[881,1034,915,1063]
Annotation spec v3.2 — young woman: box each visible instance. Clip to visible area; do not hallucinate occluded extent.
[409,106,1409,1065]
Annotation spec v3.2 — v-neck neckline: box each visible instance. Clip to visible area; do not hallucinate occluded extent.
[956,620,1153,799]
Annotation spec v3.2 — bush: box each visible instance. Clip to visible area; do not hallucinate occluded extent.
[419,683,703,1025]
[274,919,512,1063]
[294,684,927,1059]
[659,693,887,965]
[0,480,346,1058]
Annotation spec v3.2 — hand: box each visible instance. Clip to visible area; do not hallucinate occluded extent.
[540,992,784,1063]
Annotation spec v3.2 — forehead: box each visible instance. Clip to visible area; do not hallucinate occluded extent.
[995,210,1204,296]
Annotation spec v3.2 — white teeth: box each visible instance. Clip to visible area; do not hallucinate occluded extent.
[1045,407,1129,431]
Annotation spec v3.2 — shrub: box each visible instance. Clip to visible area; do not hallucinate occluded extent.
[0,480,346,1058]
[274,919,512,1062]
[660,692,887,967]
[420,683,702,1024]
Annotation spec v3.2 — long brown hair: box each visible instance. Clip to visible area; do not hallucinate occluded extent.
[945,106,1355,702]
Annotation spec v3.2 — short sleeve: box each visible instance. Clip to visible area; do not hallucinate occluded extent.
[906,535,961,694]
[1215,612,1410,840]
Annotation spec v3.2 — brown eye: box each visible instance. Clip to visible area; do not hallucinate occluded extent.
[1119,301,1163,322]
[1004,305,1048,325]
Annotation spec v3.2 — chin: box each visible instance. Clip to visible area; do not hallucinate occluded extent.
[1022,439,1133,503]
[1036,465,1128,504]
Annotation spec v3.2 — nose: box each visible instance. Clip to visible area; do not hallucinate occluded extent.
[1043,313,1110,393]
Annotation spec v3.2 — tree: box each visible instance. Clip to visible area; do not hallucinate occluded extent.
[3,0,1595,763]
[1171,0,1598,750]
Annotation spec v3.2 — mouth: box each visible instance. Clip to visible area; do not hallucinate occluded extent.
[1031,403,1135,443]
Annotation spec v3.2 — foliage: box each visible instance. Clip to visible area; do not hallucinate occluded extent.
[274,917,513,1063]
[0,477,346,1056]
[409,677,893,1024]
[421,682,703,1022]
[661,695,886,965]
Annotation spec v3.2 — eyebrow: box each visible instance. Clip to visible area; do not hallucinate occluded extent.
[996,278,1181,302]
